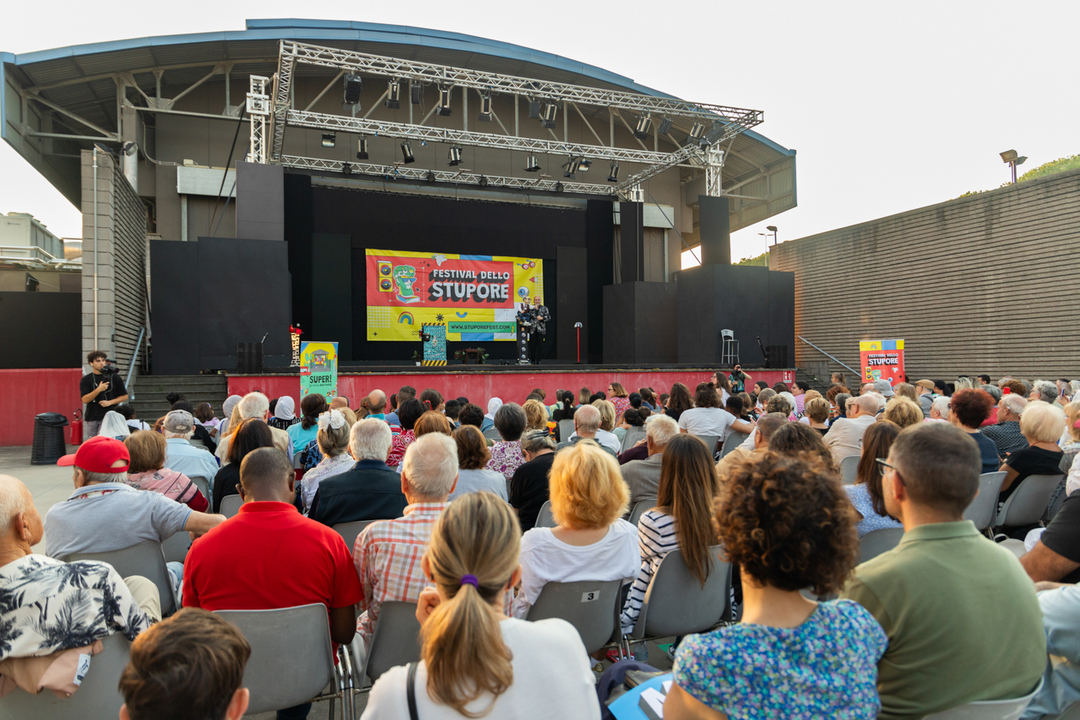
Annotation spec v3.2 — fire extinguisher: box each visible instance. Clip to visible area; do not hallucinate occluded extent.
[71,409,84,446]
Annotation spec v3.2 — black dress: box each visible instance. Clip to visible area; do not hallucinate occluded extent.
[509,452,555,533]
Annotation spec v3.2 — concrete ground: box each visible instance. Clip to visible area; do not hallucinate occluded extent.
[0,445,674,719]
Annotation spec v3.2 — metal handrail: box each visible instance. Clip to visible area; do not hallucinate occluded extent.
[797,336,859,374]
[126,326,146,400]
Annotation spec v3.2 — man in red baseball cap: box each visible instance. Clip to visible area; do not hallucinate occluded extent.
[56,434,131,473]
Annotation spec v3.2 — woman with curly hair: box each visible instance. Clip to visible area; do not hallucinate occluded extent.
[665,452,887,720]
[882,396,924,430]
[665,382,694,423]
[948,389,1000,474]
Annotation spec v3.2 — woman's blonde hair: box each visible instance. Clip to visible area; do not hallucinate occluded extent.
[421,492,520,717]
[522,399,548,432]
[1021,400,1067,444]
[414,411,453,437]
[224,403,244,437]
[804,397,830,423]
[124,430,168,474]
[882,397,923,429]
[1066,401,1080,444]
[591,399,617,431]
[316,409,357,458]
[549,441,629,529]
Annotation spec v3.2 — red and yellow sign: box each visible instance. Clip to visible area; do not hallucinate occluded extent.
[860,339,906,387]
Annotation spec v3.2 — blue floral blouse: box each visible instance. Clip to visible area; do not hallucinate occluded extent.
[673,599,888,720]
[844,483,903,538]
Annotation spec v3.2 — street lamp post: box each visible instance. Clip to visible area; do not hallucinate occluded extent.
[1000,149,1027,184]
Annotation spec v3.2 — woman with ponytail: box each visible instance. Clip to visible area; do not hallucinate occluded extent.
[362,492,599,719]
[287,392,329,453]
[419,388,446,415]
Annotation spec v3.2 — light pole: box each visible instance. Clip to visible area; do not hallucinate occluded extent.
[1000,149,1027,184]
[758,225,778,246]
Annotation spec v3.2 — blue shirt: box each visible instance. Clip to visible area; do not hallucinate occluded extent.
[1022,585,1080,719]
[164,438,220,487]
[844,483,903,538]
[287,422,320,454]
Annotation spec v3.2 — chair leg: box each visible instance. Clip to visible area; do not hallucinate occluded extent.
[337,644,357,720]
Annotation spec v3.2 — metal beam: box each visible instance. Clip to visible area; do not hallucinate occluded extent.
[302,70,345,112]
[167,64,227,108]
[24,92,117,139]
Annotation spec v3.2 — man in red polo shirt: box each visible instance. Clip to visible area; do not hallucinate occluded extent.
[183,447,362,720]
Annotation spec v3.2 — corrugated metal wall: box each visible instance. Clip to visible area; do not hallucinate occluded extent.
[110,162,148,373]
[770,168,1080,381]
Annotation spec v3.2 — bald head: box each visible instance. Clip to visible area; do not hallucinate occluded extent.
[851,395,880,418]
[329,396,350,410]
[0,475,42,555]
[574,404,601,437]
[367,389,387,414]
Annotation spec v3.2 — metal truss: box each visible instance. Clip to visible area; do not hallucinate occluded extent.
[247,76,271,165]
[286,110,672,165]
[281,154,616,196]
[705,146,725,197]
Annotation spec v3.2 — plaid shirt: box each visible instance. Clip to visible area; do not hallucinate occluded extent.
[980,421,1028,459]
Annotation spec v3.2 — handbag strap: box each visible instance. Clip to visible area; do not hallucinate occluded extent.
[406,661,420,720]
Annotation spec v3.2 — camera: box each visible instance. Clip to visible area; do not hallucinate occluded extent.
[100,359,120,375]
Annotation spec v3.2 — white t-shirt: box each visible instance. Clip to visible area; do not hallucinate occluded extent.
[513,519,640,618]
[361,617,600,720]
[678,407,737,438]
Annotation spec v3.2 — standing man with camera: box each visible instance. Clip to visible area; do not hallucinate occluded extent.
[80,350,129,438]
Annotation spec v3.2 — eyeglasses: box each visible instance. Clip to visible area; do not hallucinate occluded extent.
[875,458,898,476]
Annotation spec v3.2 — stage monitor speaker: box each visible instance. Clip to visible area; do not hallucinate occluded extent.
[766,345,788,368]
[236,342,263,373]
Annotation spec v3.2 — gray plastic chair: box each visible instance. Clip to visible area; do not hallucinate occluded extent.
[557,419,576,443]
[720,432,749,458]
[333,519,387,552]
[0,632,131,720]
[526,578,624,654]
[161,530,191,564]
[621,428,646,453]
[483,427,503,442]
[357,600,422,685]
[189,475,212,509]
[188,437,208,450]
[215,603,353,718]
[691,434,720,455]
[923,677,1042,719]
[964,472,1008,532]
[995,474,1066,528]
[535,500,557,528]
[839,455,861,485]
[1046,478,1069,523]
[627,546,732,648]
[64,540,176,616]
[628,500,653,526]
[858,527,905,564]
[219,493,243,518]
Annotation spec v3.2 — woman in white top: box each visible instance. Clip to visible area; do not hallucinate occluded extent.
[512,440,640,619]
[678,382,755,441]
[361,492,599,720]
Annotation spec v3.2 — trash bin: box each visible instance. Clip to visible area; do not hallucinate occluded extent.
[31,412,69,465]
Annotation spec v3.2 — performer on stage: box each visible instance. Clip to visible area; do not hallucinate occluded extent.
[531,301,550,364]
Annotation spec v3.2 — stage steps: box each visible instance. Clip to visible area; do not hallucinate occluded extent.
[795,366,831,395]
[129,374,230,425]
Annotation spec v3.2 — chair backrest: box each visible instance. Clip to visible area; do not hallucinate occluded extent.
[621,428,646,453]
[535,500,557,529]
[996,474,1066,528]
[363,600,423,683]
[692,435,719,454]
[963,472,1008,531]
[557,419,576,442]
[0,632,131,720]
[720,432,749,458]
[215,603,335,715]
[858,527,905,564]
[189,475,212,508]
[219,493,243,518]
[1046,479,1069,523]
[333,519,386,552]
[923,678,1043,719]
[188,437,207,450]
[633,546,731,640]
[839,455,861,485]
[720,329,734,341]
[483,427,503,441]
[64,540,175,616]
[628,500,653,526]
[161,530,191,564]
[292,451,304,469]
[526,579,624,654]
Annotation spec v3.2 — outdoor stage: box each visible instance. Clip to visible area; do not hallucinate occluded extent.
[227,365,796,404]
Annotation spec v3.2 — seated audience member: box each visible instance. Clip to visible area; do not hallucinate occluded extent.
[830,391,850,422]
[309,418,408,527]
[100,410,131,440]
[639,387,659,411]
[419,388,445,414]
[982,395,1027,457]
[999,400,1067,501]
[769,422,840,475]
[46,436,225,559]
[457,402,490,444]
[297,409,356,514]
[914,380,935,417]
[362,493,597,719]
[267,395,298,430]
[217,395,242,438]
[443,398,462,427]
[824,394,878,462]
[804,397,831,434]
[414,411,453,437]
[555,404,616,458]
[622,435,719,635]
[1032,380,1061,405]
[386,385,415,427]
[665,382,694,423]
[716,412,788,479]
[667,452,886,720]
[486,402,529,480]
[118,403,151,433]
[523,399,550,434]
[386,398,425,468]
[170,400,217,453]
[354,433,458,647]
[216,392,293,464]
[724,396,748,426]
[124,430,208,511]
[765,393,794,419]
[1059,400,1080,470]
[364,390,388,421]
[790,380,811,414]
[212,419,275,514]
[590,400,623,453]
[755,387,777,415]
[193,402,220,438]
[574,387,590,407]
[451,425,509,501]
[948,389,1000,474]
[925,395,950,422]
[1020,480,1080,585]
[679,382,754,443]
[620,414,680,504]
[552,390,577,429]
[1018,584,1080,719]
[933,379,951,397]
[0,474,157,671]
[892,382,918,403]
[512,441,639,619]
[298,407,358,474]
[329,395,349,411]
[841,423,1046,718]
[607,382,632,419]
[615,407,648,444]
[118,608,250,720]
[844,421,904,538]
[288,393,328,455]
[183,449,361,720]
[510,430,558,532]
[161,410,219,484]
[481,397,503,433]
[711,372,734,405]
[882,396,924,430]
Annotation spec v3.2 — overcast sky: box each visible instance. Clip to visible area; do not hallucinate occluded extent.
[2,1,1077,261]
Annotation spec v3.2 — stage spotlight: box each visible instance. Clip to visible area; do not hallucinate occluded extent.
[479,175,489,187]
[524,155,541,172]
[448,145,463,166]
[321,133,336,148]
[578,158,592,172]
[688,121,707,146]
[541,101,558,130]
[478,92,493,122]
[555,182,564,192]
[386,80,401,109]
[343,73,363,108]
[563,156,581,179]
[633,115,651,140]
[401,141,415,164]
[436,85,453,117]
[528,99,541,119]
[356,137,369,160]
[657,117,673,135]
[426,170,436,183]
[342,162,352,175]
[411,82,423,105]
[607,161,619,182]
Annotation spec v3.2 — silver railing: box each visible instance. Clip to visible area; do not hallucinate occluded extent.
[797,336,859,374]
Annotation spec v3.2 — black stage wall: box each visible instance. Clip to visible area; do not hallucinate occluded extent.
[284,175,613,363]
[0,292,80,368]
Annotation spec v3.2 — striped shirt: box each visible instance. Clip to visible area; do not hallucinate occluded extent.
[621,509,680,633]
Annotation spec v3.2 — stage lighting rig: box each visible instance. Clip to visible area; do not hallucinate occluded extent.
[607,161,620,182]
[479,175,489,187]
[356,138,369,160]
[410,82,423,105]
[448,145,463,166]
[555,182,565,193]
[541,101,558,130]
[426,170,436,183]
[343,74,363,108]
[528,99,541,119]
[342,162,352,175]
[386,80,401,109]
[563,156,581,179]
[688,121,707,147]
[633,115,652,140]
[321,133,336,148]
[524,155,541,172]
[578,158,592,172]
[478,92,493,122]
[401,141,415,164]
[436,85,453,117]
[657,117,673,135]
